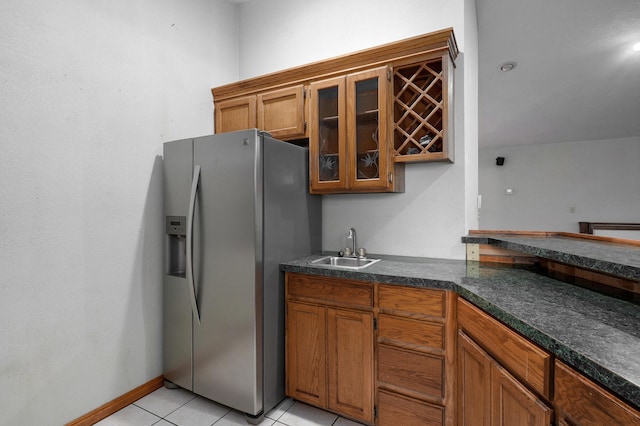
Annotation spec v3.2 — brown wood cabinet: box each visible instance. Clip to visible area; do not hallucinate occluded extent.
[212,29,458,193]
[391,53,455,163]
[457,299,553,426]
[285,273,375,424]
[376,285,457,426]
[309,67,400,194]
[214,85,307,140]
[286,301,326,408]
[214,95,256,134]
[554,360,640,425]
[257,85,307,139]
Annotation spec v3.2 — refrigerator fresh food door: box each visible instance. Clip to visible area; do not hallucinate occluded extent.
[192,130,263,415]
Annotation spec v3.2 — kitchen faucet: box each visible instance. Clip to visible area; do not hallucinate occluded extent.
[348,227,357,257]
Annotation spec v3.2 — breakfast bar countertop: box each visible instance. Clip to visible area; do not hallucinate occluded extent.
[281,251,640,409]
[462,231,640,281]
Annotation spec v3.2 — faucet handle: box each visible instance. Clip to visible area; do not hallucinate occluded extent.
[357,248,367,258]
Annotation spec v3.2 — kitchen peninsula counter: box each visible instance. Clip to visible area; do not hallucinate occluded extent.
[462,230,640,281]
[280,251,640,409]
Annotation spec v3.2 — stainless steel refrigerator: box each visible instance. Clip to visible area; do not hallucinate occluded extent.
[163,129,321,421]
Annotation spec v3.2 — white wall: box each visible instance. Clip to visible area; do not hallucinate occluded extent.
[478,136,640,232]
[0,1,238,424]
[238,0,479,259]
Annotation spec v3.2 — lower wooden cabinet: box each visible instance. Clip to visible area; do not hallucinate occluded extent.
[286,275,639,426]
[378,389,445,426]
[286,301,326,408]
[554,360,640,426]
[376,285,456,426]
[327,308,374,422]
[285,274,374,424]
[457,297,553,426]
[457,331,552,426]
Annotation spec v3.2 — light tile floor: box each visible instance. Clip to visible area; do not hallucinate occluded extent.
[95,386,365,426]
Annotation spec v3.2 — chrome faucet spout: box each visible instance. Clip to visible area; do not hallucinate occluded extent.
[348,228,357,257]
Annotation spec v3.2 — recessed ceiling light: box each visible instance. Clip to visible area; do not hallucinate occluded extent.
[499,61,517,72]
[633,42,640,52]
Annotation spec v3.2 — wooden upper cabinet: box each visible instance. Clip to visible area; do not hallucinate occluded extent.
[309,67,401,194]
[391,53,455,163]
[211,28,458,193]
[309,76,348,193]
[214,86,306,140]
[347,67,395,192]
[214,95,256,134]
[257,85,307,139]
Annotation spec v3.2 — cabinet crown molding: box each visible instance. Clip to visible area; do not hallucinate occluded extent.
[212,28,458,101]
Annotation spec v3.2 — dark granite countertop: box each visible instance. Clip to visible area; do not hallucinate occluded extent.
[281,254,640,409]
[462,233,640,281]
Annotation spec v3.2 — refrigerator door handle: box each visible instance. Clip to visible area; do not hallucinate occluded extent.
[186,165,202,325]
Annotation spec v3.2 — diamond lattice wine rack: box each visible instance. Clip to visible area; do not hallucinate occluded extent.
[393,56,453,163]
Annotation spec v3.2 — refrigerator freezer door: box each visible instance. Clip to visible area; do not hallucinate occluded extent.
[163,138,195,391]
[192,130,263,415]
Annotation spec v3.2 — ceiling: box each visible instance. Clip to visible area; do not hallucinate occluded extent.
[228,0,640,148]
[477,0,640,147]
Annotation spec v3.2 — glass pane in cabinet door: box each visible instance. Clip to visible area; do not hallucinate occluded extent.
[355,78,379,180]
[317,86,340,182]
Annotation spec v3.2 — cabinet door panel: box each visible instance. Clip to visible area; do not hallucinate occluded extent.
[491,363,552,426]
[347,67,392,191]
[457,331,491,426]
[555,360,640,425]
[214,96,256,134]
[285,302,326,407]
[309,76,347,193]
[257,85,306,139]
[327,308,374,424]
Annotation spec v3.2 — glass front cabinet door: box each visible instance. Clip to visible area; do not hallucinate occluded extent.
[309,76,347,193]
[309,67,399,194]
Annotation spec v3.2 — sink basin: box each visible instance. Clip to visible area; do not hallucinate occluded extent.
[311,256,381,270]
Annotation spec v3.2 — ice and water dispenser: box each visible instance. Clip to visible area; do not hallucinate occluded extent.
[165,216,186,277]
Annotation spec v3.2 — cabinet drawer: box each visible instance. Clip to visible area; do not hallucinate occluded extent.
[378,345,444,399]
[378,284,445,318]
[378,314,444,352]
[555,360,640,425]
[286,273,373,309]
[457,298,551,399]
[378,389,444,426]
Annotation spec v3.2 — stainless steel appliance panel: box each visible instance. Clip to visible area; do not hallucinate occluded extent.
[163,139,195,390]
[192,130,262,414]
[261,136,322,411]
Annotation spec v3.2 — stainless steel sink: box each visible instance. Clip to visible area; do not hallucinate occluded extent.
[311,256,381,270]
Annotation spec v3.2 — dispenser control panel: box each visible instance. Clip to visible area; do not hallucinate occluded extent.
[166,216,186,235]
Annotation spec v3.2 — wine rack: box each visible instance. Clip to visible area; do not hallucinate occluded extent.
[393,56,453,163]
